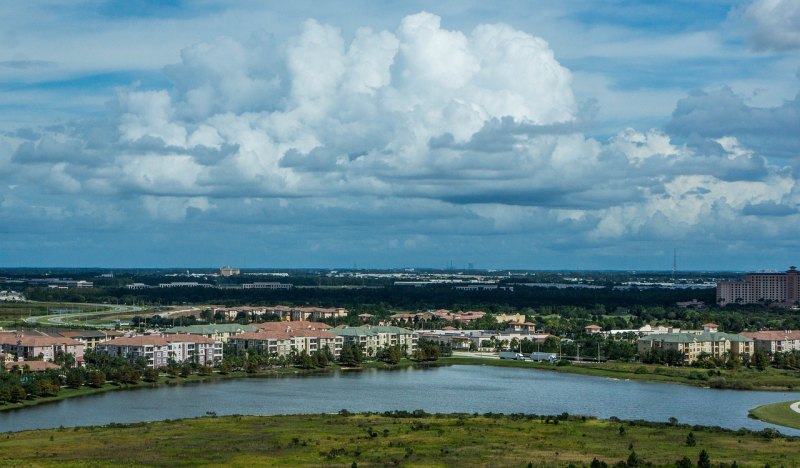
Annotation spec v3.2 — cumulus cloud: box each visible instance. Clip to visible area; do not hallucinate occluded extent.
[741,0,800,51]
[1,11,799,267]
[666,87,800,160]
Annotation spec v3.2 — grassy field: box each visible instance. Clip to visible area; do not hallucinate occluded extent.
[0,413,797,467]
[749,400,800,430]
[0,302,111,325]
[443,356,800,391]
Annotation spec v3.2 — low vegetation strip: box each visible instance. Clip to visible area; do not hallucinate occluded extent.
[442,356,800,391]
[0,412,796,467]
[749,400,800,430]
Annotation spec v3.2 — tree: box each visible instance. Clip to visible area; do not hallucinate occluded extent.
[696,449,711,468]
[381,346,402,365]
[143,367,160,383]
[753,350,769,371]
[54,350,76,369]
[626,450,640,466]
[675,456,693,468]
[339,344,356,366]
[218,360,233,374]
[88,370,106,388]
[685,431,696,447]
[9,384,26,403]
[313,350,329,368]
[66,369,84,388]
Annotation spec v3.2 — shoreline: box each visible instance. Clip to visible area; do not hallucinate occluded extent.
[748,400,800,430]
[442,355,800,391]
[2,356,797,415]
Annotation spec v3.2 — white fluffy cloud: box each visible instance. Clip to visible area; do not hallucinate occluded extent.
[1,11,798,267]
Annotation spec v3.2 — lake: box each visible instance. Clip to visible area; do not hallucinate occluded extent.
[2,365,799,434]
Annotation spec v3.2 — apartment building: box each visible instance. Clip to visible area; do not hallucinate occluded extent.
[741,330,800,354]
[0,333,85,363]
[163,334,222,365]
[328,326,418,356]
[637,332,752,363]
[230,321,342,358]
[717,266,800,306]
[165,324,259,341]
[97,334,224,368]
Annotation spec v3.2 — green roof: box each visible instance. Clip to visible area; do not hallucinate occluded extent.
[165,324,259,334]
[329,326,416,337]
[638,332,752,344]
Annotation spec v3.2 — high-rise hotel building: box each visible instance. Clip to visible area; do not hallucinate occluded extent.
[716,267,800,306]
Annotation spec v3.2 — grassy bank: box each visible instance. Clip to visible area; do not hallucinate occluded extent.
[4,356,798,414]
[749,400,800,430]
[443,355,800,391]
[0,413,797,466]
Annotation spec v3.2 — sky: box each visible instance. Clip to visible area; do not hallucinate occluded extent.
[1,0,799,270]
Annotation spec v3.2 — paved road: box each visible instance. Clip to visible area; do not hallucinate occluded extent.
[23,303,144,328]
[452,351,500,359]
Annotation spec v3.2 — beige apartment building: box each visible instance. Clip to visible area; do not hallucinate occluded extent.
[230,321,342,358]
[717,266,800,306]
[328,326,418,357]
[0,333,85,363]
[741,330,800,354]
[637,332,752,363]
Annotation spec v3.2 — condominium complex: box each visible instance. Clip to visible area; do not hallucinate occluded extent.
[229,321,342,358]
[328,326,418,357]
[716,266,800,306]
[96,334,222,368]
[637,332,752,363]
[741,330,800,354]
[0,333,85,363]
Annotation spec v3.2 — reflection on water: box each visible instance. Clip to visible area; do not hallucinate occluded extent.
[2,365,798,434]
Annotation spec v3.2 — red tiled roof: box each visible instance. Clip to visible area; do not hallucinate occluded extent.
[741,330,800,341]
[254,321,332,331]
[104,335,170,347]
[0,334,82,347]
[163,334,218,344]
[703,323,719,327]
[3,361,61,371]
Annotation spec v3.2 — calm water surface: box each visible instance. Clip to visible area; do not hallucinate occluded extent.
[2,365,799,434]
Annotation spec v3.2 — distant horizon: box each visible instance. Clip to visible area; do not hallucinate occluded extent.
[0,264,784,274]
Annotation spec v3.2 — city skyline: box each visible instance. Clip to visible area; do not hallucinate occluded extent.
[1,1,799,270]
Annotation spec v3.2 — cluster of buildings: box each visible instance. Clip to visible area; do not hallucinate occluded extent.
[228,321,418,360]
[0,320,419,370]
[4,278,94,289]
[716,266,800,306]
[420,321,549,351]
[636,323,754,363]
[388,309,487,325]
[211,306,348,322]
[96,334,222,367]
[126,281,294,290]
[0,290,24,301]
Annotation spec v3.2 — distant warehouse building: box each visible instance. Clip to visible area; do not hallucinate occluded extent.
[717,266,800,306]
